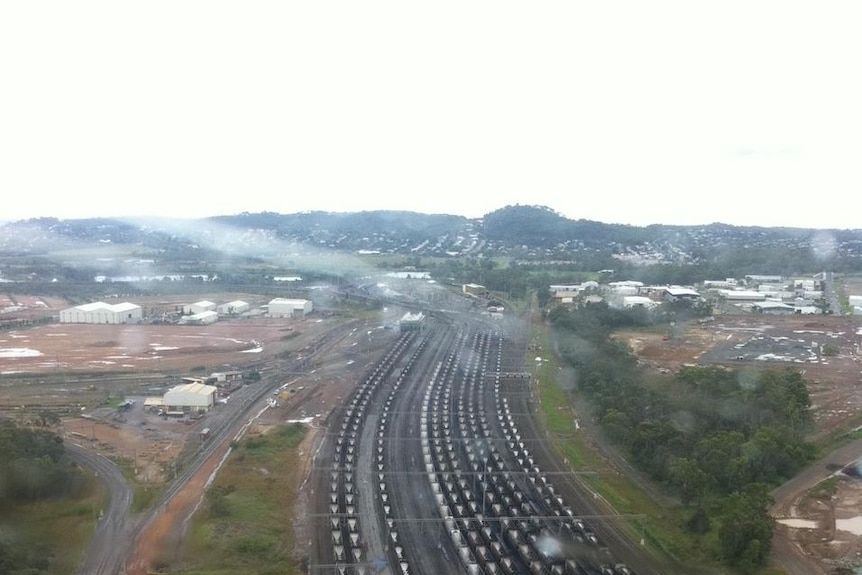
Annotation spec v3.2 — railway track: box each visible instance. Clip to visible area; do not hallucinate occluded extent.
[313,316,655,574]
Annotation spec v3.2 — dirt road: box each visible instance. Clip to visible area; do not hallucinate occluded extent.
[769,437,862,575]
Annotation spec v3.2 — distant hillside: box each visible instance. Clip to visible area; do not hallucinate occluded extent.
[1,207,862,280]
[209,210,468,243]
[482,205,649,248]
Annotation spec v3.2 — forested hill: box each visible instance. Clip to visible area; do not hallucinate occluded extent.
[482,205,650,247]
[209,210,469,243]
[2,205,862,275]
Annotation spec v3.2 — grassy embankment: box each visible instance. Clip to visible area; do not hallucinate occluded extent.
[530,319,741,574]
[172,423,307,575]
[0,475,105,575]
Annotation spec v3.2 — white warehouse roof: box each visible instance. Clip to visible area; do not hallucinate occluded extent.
[73,301,141,313]
[666,287,700,297]
[269,298,309,306]
[168,383,216,395]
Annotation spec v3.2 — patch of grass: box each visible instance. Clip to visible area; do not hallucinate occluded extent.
[0,474,105,575]
[176,424,308,575]
[132,483,166,513]
[813,413,862,456]
[808,476,840,500]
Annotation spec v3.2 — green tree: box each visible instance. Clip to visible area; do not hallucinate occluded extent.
[668,457,709,506]
[717,483,775,573]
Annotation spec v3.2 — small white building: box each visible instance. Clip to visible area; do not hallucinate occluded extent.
[623,296,659,309]
[745,275,784,285]
[463,283,487,296]
[267,298,313,318]
[664,287,700,302]
[718,289,766,301]
[59,301,143,324]
[752,301,795,314]
[179,310,219,325]
[183,300,216,315]
[217,300,250,315]
[163,383,217,413]
[399,312,425,331]
[703,279,739,289]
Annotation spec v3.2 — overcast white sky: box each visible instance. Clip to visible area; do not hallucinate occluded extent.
[2,2,861,229]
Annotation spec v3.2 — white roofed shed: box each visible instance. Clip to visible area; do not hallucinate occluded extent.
[163,383,217,413]
[183,300,217,315]
[59,301,143,324]
[267,298,312,318]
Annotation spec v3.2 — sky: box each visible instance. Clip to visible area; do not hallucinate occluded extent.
[2,2,861,229]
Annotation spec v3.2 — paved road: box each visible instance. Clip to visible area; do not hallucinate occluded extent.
[66,442,135,575]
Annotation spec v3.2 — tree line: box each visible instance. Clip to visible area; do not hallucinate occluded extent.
[0,419,87,574]
[547,302,815,574]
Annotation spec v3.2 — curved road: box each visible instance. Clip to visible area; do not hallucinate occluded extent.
[66,442,135,575]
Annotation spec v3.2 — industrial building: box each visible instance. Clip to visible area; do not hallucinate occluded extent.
[717,289,766,301]
[163,383,217,414]
[399,312,425,331]
[622,296,660,309]
[59,301,143,324]
[752,301,795,314]
[663,287,701,302]
[267,298,313,318]
[217,300,250,315]
[183,300,216,315]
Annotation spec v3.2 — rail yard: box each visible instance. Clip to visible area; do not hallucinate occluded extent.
[311,312,658,575]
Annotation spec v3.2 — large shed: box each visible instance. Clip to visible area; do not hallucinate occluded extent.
[267,298,313,318]
[719,289,766,301]
[163,383,217,413]
[59,301,143,324]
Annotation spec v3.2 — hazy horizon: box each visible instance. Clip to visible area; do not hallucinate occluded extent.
[3,2,861,229]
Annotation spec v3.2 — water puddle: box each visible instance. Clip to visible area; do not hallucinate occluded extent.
[836,516,862,535]
[777,518,818,529]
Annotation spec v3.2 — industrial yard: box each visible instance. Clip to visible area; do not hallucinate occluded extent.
[3,279,862,575]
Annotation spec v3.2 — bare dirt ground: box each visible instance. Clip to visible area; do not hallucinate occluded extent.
[2,316,290,374]
[621,313,862,440]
